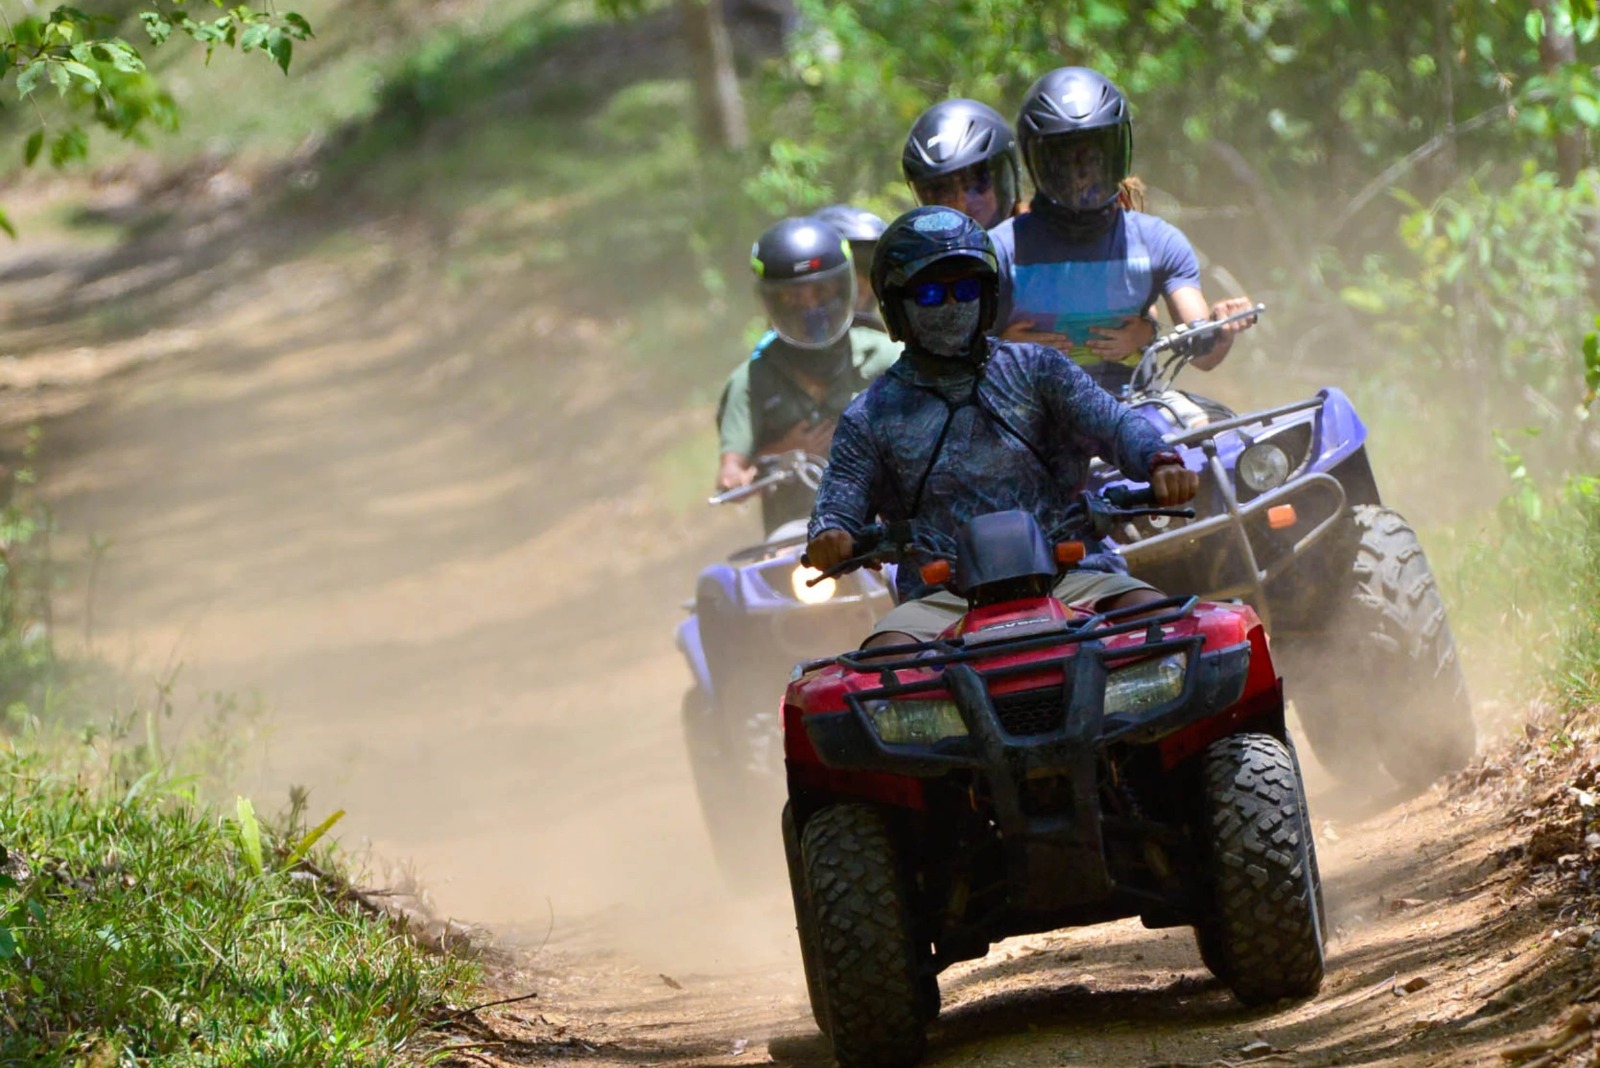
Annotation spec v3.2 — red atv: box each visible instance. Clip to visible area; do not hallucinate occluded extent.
[781,488,1325,1068]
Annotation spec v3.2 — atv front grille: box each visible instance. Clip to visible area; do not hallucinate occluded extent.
[991,686,1066,737]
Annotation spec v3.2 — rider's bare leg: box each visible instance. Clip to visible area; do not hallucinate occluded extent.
[1099,588,1168,619]
[863,630,917,650]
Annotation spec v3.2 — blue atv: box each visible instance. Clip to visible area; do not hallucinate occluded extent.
[1093,308,1475,790]
[677,450,895,886]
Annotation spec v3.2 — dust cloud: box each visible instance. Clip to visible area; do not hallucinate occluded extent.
[9,216,802,977]
[2,179,1535,993]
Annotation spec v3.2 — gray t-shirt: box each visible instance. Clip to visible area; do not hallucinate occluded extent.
[991,210,1201,388]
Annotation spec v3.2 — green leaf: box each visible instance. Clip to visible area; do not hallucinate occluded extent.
[23,131,43,167]
[15,62,46,99]
[140,12,173,46]
[0,209,16,241]
[46,61,70,96]
[1574,95,1600,127]
[0,925,15,959]
[268,30,292,74]
[60,60,100,90]
[239,22,270,52]
[235,796,264,875]
[285,808,344,868]
[283,12,314,38]
[1584,328,1600,393]
[48,126,88,168]
[1527,8,1547,43]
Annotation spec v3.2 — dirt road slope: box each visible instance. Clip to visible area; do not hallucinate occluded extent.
[1,191,1596,1068]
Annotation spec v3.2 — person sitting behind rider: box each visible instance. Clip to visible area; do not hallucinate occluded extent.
[804,206,1198,648]
[812,204,889,332]
[902,99,1024,230]
[716,216,901,530]
[994,67,1255,396]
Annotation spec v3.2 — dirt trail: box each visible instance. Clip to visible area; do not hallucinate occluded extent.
[1,203,1593,1068]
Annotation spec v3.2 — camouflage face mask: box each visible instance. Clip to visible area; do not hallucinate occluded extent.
[901,298,982,359]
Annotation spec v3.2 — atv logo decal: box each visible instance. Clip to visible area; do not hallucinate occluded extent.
[792,257,823,273]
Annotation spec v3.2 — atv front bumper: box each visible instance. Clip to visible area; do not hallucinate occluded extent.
[800,632,1251,912]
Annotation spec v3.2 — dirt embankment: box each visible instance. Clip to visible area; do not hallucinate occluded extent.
[1,179,1597,1068]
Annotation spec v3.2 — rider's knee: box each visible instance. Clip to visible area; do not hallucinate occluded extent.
[1099,588,1166,617]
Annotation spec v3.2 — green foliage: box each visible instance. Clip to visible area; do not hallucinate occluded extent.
[0,3,314,189]
[1340,165,1598,458]
[0,724,469,1064]
[744,0,1596,220]
[0,429,64,716]
[1584,317,1600,409]
[1434,427,1600,705]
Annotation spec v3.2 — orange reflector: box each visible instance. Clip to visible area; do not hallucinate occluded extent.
[920,560,952,585]
[1056,541,1087,565]
[1268,504,1298,530]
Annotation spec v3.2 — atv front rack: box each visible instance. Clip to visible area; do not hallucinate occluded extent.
[801,594,1199,678]
[793,594,1254,915]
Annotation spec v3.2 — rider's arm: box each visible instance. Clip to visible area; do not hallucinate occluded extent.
[717,362,756,458]
[807,406,880,543]
[1037,347,1173,482]
[715,363,758,490]
[1151,218,1250,372]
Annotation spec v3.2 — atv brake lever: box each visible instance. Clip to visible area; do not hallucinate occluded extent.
[807,550,882,585]
[1118,507,1197,520]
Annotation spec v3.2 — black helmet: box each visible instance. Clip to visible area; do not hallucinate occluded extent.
[901,99,1021,228]
[811,204,887,246]
[1016,67,1133,215]
[813,205,888,327]
[750,217,856,350]
[870,206,999,345]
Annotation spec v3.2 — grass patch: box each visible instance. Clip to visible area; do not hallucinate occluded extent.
[1430,449,1600,718]
[0,437,474,1066]
[0,715,474,1066]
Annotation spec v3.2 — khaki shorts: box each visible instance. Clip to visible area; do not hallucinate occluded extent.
[868,570,1156,644]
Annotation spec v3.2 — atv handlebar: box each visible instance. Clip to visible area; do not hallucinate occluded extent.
[1127,303,1266,398]
[709,450,826,506]
[800,490,1196,586]
[1073,487,1196,540]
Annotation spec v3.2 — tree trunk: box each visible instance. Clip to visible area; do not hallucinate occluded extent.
[1433,0,1457,181]
[679,0,748,151]
[1536,0,1584,186]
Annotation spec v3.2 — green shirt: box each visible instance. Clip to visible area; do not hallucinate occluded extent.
[716,327,902,457]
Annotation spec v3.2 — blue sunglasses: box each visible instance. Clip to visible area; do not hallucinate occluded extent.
[911,277,983,307]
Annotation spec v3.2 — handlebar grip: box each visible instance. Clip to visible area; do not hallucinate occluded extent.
[1104,484,1156,508]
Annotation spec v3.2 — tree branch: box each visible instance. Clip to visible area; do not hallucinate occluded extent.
[1205,139,1303,278]
[1321,104,1508,243]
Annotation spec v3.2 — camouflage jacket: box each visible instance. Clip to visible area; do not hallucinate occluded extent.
[808,339,1170,602]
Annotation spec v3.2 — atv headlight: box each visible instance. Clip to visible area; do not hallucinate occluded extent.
[1104,653,1187,716]
[864,697,967,745]
[792,564,837,604]
[1238,441,1291,493]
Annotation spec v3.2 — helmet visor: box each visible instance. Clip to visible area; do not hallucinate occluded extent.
[760,260,856,349]
[1026,126,1129,212]
[909,160,1017,229]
